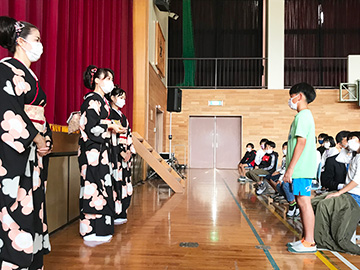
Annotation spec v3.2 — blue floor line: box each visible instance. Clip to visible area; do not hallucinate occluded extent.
[223,179,280,270]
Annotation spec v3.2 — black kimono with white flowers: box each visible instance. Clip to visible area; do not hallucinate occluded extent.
[109,108,135,219]
[78,92,116,237]
[0,57,52,270]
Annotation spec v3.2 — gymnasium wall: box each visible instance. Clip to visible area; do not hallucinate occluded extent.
[166,89,360,166]
[148,64,168,150]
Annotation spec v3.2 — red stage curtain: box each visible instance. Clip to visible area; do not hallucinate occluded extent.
[0,0,133,126]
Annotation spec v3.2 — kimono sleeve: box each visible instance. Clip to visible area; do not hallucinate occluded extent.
[0,65,38,153]
[126,119,136,154]
[80,97,109,144]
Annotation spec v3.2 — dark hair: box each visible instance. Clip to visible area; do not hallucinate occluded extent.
[260,138,268,145]
[282,142,288,148]
[246,143,254,149]
[265,141,276,148]
[289,82,316,104]
[335,130,350,144]
[0,16,38,54]
[318,133,328,139]
[105,85,126,103]
[323,136,336,147]
[83,65,114,90]
[347,131,360,141]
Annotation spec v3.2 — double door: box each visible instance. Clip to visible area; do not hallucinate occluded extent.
[189,116,241,169]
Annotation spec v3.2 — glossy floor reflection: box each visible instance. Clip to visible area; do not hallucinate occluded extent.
[44,169,360,269]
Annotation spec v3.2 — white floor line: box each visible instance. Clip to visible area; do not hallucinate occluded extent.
[331,251,359,270]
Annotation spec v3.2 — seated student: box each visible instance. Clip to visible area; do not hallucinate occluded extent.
[311,131,360,255]
[317,133,329,156]
[238,143,256,181]
[274,142,300,217]
[321,135,338,171]
[260,142,287,195]
[321,131,350,191]
[246,141,278,194]
[254,138,269,166]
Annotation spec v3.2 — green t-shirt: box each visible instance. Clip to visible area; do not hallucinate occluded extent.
[286,109,317,179]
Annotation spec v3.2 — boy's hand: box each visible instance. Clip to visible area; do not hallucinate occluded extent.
[283,167,293,183]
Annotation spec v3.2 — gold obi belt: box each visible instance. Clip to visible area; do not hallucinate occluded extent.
[24,104,46,133]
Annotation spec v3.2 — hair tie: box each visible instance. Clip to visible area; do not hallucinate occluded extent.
[14,21,25,39]
[90,68,97,85]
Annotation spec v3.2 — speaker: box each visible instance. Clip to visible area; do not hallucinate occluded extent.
[167,88,182,112]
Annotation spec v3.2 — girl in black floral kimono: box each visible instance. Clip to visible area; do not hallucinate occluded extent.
[78,65,125,244]
[0,16,53,269]
[107,86,135,225]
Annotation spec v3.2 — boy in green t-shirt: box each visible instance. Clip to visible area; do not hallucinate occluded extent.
[283,82,317,253]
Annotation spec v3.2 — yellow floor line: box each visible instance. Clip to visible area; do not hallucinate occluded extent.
[255,192,339,270]
[316,251,339,270]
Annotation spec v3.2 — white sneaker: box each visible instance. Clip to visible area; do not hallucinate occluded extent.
[294,207,300,217]
[114,218,128,225]
[83,233,112,242]
[286,204,298,217]
[288,241,317,253]
[256,183,267,195]
[286,239,302,247]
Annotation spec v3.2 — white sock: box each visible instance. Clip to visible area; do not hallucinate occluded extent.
[114,218,128,225]
[83,233,112,242]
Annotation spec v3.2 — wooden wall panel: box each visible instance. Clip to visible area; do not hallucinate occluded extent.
[166,89,360,166]
[148,64,168,151]
[132,0,149,138]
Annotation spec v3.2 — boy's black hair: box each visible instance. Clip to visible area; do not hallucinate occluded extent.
[324,136,336,147]
[282,142,288,148]
[347,131,360,141]
[265,141,276,148]
[246,143,255,149]
[335,130,350,144]
[318,133,328,139]
[260,138,268,145]
[289,82,316,104]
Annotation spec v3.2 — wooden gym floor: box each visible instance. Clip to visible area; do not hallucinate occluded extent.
[44,169,360,269]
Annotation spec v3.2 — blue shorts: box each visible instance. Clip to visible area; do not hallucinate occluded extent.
[292,178,312,197]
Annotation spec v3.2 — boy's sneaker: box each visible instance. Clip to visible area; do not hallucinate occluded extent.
[287,203,298,217]
[238,176,246,182]
[273,195,285,202]
[288,240,317,253]
[256,183,267,195]
[294,207,300,217]
[286,238,303,247]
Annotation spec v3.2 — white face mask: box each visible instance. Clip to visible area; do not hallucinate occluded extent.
[116,98,125,108]
[324,142,331,149]
[246,147,252,152]
[348,139,360,152]
[288,94,299,111]
[282,149,287,155]
[21,38,43,62]
[266,149,273,154]
[100,80,114,94]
